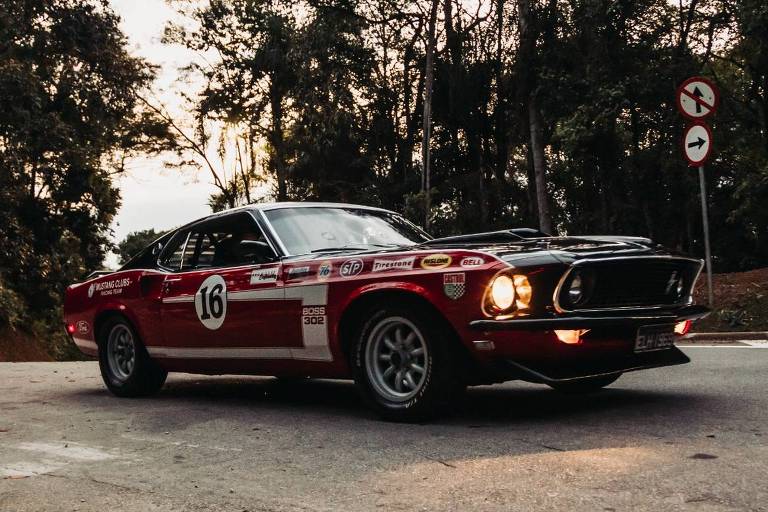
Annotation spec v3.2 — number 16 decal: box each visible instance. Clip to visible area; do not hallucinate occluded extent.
[195,275,227,330]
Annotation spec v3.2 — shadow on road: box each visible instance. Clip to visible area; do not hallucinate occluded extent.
[66,374,711,431]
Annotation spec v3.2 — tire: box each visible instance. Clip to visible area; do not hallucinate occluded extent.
[351,305,465,422]
[549,373,621,394]
[97,315,167,397]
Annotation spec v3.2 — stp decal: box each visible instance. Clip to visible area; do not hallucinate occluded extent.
[339,258,364,277]
[460,256,484,268]
[317,261,332,280]
[195,275,227,330]
[421,254,452,270]
[250,267,278,284]
[372,256,415,272]
[443,273,466,300]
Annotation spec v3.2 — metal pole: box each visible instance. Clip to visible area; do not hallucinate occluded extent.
[698,165,714,307]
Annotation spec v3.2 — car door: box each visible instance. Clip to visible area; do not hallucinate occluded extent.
[156,212,297,359]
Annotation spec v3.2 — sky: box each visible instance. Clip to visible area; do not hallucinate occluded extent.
[107,0,219,268]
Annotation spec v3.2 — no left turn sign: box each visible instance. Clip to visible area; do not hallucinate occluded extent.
[682,123,713,166]
[676,76,719,120]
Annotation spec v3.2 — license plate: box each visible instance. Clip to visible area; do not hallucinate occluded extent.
[634,324,675,352]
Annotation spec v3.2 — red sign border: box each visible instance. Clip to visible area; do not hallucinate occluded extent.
[676,76,720,121]
[682,121,713,167]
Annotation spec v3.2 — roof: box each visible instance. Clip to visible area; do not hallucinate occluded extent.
[176,201,395,231]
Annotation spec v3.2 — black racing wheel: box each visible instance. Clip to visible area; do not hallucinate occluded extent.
[97,315,167,397]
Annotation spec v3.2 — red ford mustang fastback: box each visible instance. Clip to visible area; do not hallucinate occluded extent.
[63,202,708,421]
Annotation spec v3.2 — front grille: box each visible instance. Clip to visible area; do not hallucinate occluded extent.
[556,258,702,311]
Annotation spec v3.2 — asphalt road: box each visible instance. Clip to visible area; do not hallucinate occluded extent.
[1,346,767,512]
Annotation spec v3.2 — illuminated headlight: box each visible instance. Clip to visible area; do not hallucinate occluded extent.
[486,273,532,315]
[490,275,515,310]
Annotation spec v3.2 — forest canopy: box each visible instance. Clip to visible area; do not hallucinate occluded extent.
[0,0,766,353]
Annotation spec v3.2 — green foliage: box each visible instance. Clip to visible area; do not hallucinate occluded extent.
[0,275,26,329]
[0,0,166,354]
[167,0,768,270]
[115,229,167,266]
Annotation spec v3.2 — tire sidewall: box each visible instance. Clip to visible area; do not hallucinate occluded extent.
[97,315,165,397]
[351,306,460,421]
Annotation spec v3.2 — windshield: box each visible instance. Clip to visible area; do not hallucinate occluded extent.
[264,207,431,255]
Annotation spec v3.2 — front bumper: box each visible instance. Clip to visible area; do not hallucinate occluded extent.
[466,305,708,384]
[468,304,709,331]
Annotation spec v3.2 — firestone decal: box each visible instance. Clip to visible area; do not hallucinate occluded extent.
[372,256,415,272]
[421,254,452,270]
[250,267,279,284]
[317,261,332,280]
[88,277,132,298]
[443,272,466,299]
[460,256,484,268]
[339,258,364,277]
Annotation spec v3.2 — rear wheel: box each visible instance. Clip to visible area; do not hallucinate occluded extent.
[351,306,465,422]
[98,316,167,397]
[549,373,621,394]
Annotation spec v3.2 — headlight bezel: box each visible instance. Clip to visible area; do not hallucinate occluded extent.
[483,271,533,317]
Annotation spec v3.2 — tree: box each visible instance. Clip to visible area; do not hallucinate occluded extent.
[0,0,166,341]
[114,229,167,266]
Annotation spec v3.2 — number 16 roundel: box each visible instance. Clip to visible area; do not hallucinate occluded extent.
[195,275,227,330]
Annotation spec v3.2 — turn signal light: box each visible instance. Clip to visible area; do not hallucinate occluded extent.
[66,324,76,334]
[554,329,589,344]
[674,320,692,335]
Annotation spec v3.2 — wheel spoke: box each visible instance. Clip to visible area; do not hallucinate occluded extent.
[410,363,424,374]
[383,365,396,380]
[404,371,417,390]
[395,327,404,346]
[383,336,396,351]
[410,347,424,357]
[403,331,416,347]
[394,370,404,392]
[378,353,391,363]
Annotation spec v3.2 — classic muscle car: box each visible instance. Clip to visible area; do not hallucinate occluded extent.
[63,202,708,421]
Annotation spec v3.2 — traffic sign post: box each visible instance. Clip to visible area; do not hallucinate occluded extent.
[676,77,719,308]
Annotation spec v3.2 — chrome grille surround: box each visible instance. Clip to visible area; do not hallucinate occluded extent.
[553,256,704,313]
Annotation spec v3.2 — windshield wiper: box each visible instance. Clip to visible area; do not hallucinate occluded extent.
[310,243,401,253]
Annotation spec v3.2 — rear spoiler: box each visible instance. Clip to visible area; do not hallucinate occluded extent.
[86,270,113,280]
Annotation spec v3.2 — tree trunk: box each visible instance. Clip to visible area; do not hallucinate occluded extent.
[421,0,439,231]
[270,82,287,201]
[517,0,552,234]
[527,94,552,233]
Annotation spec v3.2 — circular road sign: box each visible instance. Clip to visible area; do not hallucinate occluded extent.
[676,77,719,120]
[682,123,713,166]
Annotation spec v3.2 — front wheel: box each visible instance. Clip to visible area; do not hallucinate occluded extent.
[351,306,465,422]
[98,316,167,397]
[548,373,621,394]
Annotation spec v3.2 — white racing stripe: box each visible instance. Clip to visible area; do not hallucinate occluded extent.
[152,283,332,361]
[72,336,97,351]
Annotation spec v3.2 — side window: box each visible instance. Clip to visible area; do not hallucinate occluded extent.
[182,213,276,270]
[159,231,189,270]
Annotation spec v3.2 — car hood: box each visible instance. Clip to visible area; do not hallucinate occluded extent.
[286,230,681,267]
